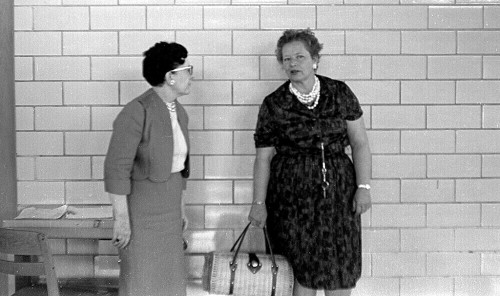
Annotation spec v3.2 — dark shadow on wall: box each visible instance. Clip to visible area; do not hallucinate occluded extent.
[0,3,17,293]
[0,0,17,221]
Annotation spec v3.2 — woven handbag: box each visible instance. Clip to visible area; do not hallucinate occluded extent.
[202,223,294,296]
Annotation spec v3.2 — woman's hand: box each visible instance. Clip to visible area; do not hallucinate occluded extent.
[112,215,131,249]
[109,194,131,249]
[248,204,267,228]
[353,188,371,215]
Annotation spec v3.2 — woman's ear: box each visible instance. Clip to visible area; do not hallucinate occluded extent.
[165,72,174,85]
[313,56,319,70]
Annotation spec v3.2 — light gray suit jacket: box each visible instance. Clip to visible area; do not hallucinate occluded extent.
[104,88,190,196]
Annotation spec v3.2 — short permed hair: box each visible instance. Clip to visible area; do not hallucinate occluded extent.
[275,28,323,64]
[142,42,188,87]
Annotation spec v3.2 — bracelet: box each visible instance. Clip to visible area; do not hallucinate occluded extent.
[358,184,371,190]
[252,201,265,205]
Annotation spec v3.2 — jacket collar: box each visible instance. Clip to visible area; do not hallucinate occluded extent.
[148,88,190,150]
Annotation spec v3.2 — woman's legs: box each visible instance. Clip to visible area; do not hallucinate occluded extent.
[293,280,353,296]
[293,280,317,296]
[324,289,352,296]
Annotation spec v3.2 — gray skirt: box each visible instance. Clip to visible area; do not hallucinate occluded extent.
[118,173,186,296]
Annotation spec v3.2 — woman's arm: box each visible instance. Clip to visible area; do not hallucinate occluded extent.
[104,102,144,248]
[104,101,145,195]
[109,193,131,249]
[347,117,372,215]
[248,147,275,228]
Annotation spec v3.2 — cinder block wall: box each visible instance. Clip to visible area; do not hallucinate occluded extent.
[13,0,500,295]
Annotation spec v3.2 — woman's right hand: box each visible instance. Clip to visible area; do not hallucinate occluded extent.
[112,216,131,249]
[248,204,267,228]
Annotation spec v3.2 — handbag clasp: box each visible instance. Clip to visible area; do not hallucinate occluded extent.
[247,253,262,274]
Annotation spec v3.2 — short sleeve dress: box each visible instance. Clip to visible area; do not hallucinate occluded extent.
[254,75,363,290]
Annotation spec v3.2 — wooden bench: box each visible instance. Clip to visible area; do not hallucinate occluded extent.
[0,227,117,296]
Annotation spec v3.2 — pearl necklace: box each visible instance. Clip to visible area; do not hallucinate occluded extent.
[165,101,176,112]
[289,76,321,110]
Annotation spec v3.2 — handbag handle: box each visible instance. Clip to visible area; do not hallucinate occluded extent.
[228,222,279,296]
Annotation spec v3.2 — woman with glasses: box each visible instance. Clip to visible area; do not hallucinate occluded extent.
[104,41,193,296]
[248,29,372,296]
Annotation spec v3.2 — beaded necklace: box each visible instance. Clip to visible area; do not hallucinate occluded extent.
[165,101,176,112]
[289,76,321,110]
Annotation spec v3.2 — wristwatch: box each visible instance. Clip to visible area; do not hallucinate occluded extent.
[358,184,371,190]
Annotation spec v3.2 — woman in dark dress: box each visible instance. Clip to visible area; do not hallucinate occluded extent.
[248,29,372,296]
[104,42,192,296]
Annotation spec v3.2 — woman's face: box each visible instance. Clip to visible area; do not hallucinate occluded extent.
[281,41,317,84]
[169,59,194,96]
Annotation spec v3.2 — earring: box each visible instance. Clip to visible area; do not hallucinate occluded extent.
[313,64,318,70]
[170,80,175,85]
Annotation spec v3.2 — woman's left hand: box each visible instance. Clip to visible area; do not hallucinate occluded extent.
[353,188,371,215]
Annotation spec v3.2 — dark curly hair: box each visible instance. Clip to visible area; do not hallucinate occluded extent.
[275,28,323,64]
[142,42,188,87]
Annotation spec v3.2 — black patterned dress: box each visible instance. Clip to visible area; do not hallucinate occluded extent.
[254,75,363,290]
